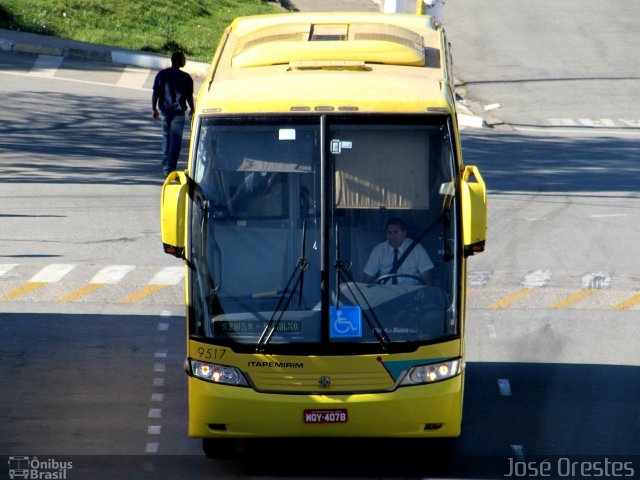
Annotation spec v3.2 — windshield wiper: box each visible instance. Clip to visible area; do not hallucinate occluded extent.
[257,219,309,351]
[334,225,390,349]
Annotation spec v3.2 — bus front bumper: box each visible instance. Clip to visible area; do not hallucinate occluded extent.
[188,373,463,439]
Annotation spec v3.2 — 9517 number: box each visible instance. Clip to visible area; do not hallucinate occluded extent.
[195,346,227,361]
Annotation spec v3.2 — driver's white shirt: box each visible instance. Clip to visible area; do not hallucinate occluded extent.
[363,238,434,285]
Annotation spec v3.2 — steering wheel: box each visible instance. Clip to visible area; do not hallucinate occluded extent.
[374,273,425,285]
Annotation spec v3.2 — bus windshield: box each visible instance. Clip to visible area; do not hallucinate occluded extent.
[190,115,459,354]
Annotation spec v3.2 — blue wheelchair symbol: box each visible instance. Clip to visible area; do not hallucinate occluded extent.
[330,306,362,338]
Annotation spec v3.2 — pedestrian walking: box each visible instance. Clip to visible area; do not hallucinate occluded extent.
[152,51,195,176]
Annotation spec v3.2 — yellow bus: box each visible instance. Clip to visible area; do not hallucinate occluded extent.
[160,11,487,458]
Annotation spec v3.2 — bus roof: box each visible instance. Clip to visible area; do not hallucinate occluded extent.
[198,12,456,115]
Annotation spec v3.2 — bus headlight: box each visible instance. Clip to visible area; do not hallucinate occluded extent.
[399,358,462,386]
[190,360,249,386]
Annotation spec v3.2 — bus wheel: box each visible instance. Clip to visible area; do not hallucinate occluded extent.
[202,438,237,459]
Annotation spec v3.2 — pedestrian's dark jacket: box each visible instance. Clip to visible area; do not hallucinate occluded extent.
[152,66,194,116]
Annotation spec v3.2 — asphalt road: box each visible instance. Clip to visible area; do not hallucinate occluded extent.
[444,0,640,129]
[1,1,640,478]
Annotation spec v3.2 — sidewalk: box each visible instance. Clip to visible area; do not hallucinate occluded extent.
[0,27,210,77]
[0,0,381,76]
[0,0,484,127]
[289,0,381,11]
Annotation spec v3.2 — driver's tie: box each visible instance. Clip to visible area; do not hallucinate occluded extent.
[392,248,399,284]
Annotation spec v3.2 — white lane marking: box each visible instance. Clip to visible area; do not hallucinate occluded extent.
[548,118,640,128]
[522,270,552,288]
[90,265,135,284]
[619,119,640,127]
[112,51,169,70]
[145,443,159,453]
[458,113,485,129]
[501,217,547,223]
[590,213,629,218]
[548,118,577,126]
[468,270,492,288]
[582,272,611,289]
[150,267,184,286]
[148,408,162,419]
[29,263,76,283]
[1,68,149,92]
[116,66,151,89]
[516,125,640,137]
[0,264,18,277]
[511,444,526,461]
[497,378,512,396]
[31,55,64,77]
[488,324,497,339]
[579,118,616,128]
[145,312,169,456]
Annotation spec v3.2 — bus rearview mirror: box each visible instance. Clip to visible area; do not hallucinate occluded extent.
[461,165,487,257]
[161,171,188,258]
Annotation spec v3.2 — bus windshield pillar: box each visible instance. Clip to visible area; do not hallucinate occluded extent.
[319,115,330,343]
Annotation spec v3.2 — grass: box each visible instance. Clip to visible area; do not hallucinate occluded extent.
[0,0,290,62]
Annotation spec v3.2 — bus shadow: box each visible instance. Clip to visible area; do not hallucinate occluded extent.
[230,361,640,478]
[460,129,640,195]
[236,437,474,478]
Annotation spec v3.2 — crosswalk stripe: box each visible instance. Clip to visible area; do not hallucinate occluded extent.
[522,270,552,288]
[29,263,76,283]
[149,267,184,286]
[1,282,47,301]
[548,118,640,128]
[1,264,77,301]
[116,66,151,89]
[56,283,105,303]
[119,285,168,304]
[619,119,640,127]
[30,54,64,77]
[489,288,535,309]
[54,266,135,303]
[611,292,640,311]
[0,263,637,309]
[579,118,616,128]
[0,264,18,277]
[550,289,597,309]
[90,265,135,284]
[117,267,184,303]
[582,272,610,289]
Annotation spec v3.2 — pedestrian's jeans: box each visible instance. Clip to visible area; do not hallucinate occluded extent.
[160,113,185,174]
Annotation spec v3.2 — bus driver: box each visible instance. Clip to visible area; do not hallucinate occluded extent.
[362,217,434,285]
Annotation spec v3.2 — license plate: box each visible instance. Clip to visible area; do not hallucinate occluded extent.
[303,409,348,424]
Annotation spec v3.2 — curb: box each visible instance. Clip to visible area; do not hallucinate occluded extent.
[454,82,488,129]
[0,32,210,78]
[457,112,487,129]
[1,19,486,128]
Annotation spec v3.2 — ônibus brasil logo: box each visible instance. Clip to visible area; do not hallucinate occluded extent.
[7,456,73,479]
